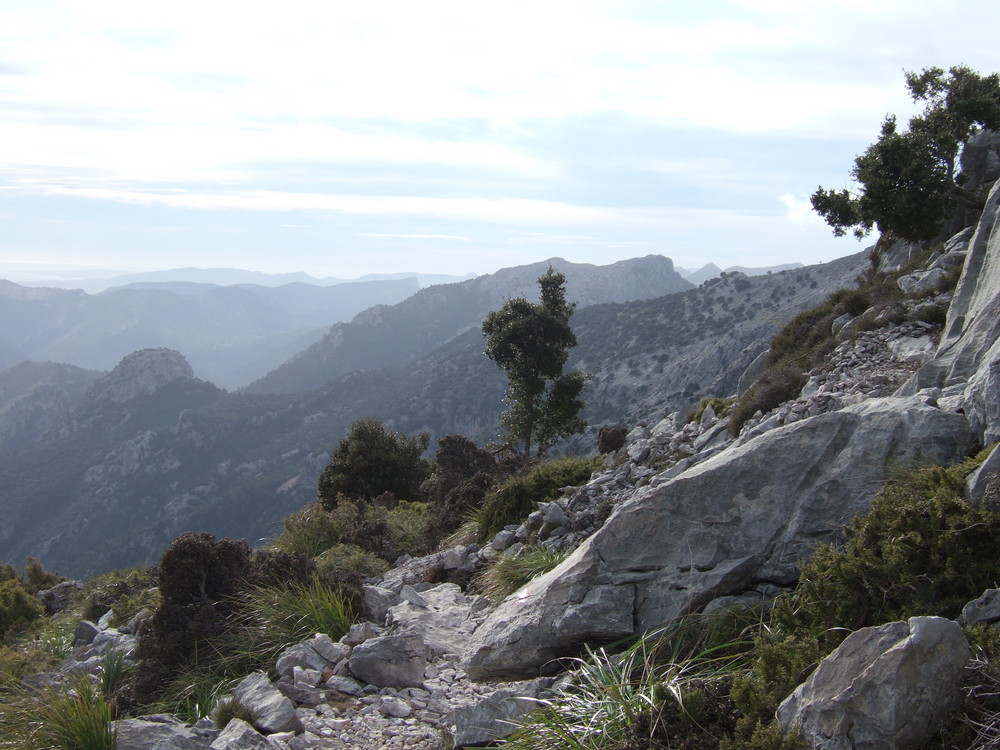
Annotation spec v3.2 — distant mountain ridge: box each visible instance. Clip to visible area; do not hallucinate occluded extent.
[0,277,425,388]
[18,267,477,294]
[245,255,694,395]
[0,251,866,577]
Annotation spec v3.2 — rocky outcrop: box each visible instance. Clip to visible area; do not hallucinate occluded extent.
[86,348,195,405]
[465,394,974,679]
[777,617,970,750]
[906,180,1000,443]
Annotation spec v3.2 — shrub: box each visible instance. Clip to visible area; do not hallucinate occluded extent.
[476,546,567,603]
[314,543,388,608]
[773,452,1000,638]
[212,696,257,730]
[244,580,354,644]
[0,579,44,641]
[477,456,598,542]
[82,567,158,624]
[247,549,316,590]
[272,502,343,558]
[317,418,431,507]
[728,365,806,436]
[143,533,252,677]
[23,556,61,594]
[690,397,733,424]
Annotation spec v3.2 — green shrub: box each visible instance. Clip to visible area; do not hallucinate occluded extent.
[728,365,806,436]
[0,579,44,642]
[82,567,158,624]
[272,502,343,558]
[477,456,599,542]
[23,556,61,594]
[317,418,431,507]
[245,579,354,644]
[773,452,1000,638]
[33,675,117,750]
[690,397,733,423]
[315,544,388,586]
[476,546,567,603]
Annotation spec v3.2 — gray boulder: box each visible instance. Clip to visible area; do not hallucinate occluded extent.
[209,719,271,750]
[777,617,970,750]
[448,687,542,748]
[348,631,427,688]
[114,714,216,748]
[959,588,1000,628]
[233,672,302,734]
[36,580,84,616]
[465,395,973,679]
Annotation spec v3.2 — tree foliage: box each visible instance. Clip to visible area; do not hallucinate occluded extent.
[482,267,587,461]
[813,65,1000,240]
[317,418,431,508]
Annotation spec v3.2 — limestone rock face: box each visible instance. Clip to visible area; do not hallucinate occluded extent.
[465,395,973,680]
[914,180,1000,443]
[776,617,970,750]
[86,348,195,405]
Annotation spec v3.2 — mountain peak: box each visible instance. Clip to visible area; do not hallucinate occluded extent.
[87,348,195,405]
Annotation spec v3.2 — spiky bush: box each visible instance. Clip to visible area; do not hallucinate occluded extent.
[476,546,567,604]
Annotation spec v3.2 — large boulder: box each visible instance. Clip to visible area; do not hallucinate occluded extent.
[348,631,427,688]
[465,395,973,679]
[232,671,302,734]
[776,617,970,750]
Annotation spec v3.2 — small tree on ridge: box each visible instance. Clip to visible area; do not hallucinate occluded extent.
[482,267,587,462]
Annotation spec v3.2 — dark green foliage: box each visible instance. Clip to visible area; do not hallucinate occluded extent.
[23,556,61,594]
[483,267,587,461]
[774,455,1000,638]
[423,435,499,546]
[317,418,431,507]
[246,548,316,590]
[477,456,599,542]
[0,579,44,641]
[273,501,344,558]
[813,66,1000,240]
[145,533,252,673]
[314,543,388,606]
[730,632,825,729]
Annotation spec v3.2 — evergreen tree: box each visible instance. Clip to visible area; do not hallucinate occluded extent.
[482,267,586,462]
[318,418,430,508]
[812,66,1000,241]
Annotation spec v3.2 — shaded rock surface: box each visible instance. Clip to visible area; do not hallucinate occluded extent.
[776,617,970,750]
[465,394,974,679]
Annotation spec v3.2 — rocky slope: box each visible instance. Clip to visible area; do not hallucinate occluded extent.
[0,361,101,455]
[463,184,1000,680]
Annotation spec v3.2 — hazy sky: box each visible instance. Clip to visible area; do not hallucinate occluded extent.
[2,1,999,282]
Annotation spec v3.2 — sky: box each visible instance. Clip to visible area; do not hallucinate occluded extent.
[2,1,999,284]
